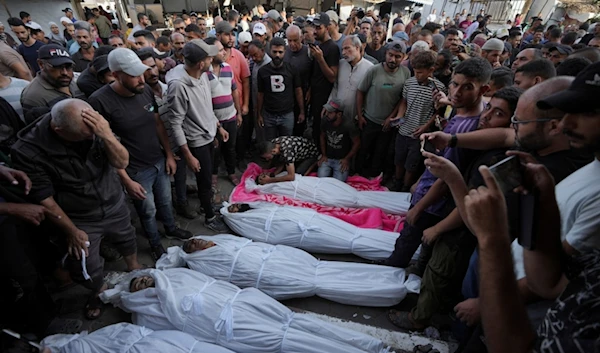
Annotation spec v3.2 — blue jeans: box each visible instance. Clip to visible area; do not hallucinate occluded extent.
[130,158,176,247]
[317,158,349,182]
[173,150,188,204]
[263,110,294,140]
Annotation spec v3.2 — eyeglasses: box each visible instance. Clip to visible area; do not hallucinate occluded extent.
[45,62,74,71]
[510,115,559,131]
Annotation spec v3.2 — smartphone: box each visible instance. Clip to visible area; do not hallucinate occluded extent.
[308,42,317,48]
[390,118,405,127]
[488,155,523,195]
[518,193,537,250]
[420,139,436,154]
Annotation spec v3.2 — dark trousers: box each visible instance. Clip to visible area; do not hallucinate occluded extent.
[385,207,443,268]
[0,219,55,337]
[173,152,188,204]
[236,112,253,159]
[356,118,394,177]
[213,119,238,175]
[190,143,215,220]
[412,228,477,323]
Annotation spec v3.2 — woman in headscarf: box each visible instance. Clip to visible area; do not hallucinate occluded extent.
[48,22,66,46]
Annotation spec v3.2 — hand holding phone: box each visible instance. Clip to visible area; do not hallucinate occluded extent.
[421,138,437,154]
[488,155,523,195]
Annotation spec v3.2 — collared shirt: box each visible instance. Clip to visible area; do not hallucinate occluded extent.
[72,49,93,72]
[329,58,373,121]
[207,63,238,122]
[20,75,84,117]
[226,48,250,106]
[251,55,271,108]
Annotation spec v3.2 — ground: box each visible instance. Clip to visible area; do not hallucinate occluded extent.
[50,159,457,353]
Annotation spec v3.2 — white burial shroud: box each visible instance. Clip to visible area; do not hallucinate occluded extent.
[157,234,420,306]
[245,174,412,215]
[41,322,234,353]
[221,202,399,260]
[100,268,391,353]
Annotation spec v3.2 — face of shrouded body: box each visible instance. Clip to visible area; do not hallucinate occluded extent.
[227,203,251,213]
[183,238,216,253]
[130,276,155,292]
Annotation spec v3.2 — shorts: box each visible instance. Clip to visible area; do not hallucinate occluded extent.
[395,133,422,172]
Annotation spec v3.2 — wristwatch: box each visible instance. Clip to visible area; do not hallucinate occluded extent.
[449,134,458,148]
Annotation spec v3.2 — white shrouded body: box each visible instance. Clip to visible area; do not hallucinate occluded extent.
[221,202,400,260]
[41,322,235,353]
[157,234,420,306]
[100,268,391,353]
[245,174,412,215]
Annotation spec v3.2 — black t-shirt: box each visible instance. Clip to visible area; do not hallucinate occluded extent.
[284,46,313,93]
[77,67,105,98]
[320,118,359,160]
[534,148,593,185]
[365,44,387,63]
[309,39,340,104]
[89,84,163,174]
[257,62,301,114]
[71,50,92,72]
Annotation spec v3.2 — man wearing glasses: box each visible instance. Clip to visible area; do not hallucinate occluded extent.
[20,44,84,118]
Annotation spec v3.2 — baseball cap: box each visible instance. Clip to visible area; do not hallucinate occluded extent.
[253,22,267,35]
[189,11,198,17]
[392,31,409,42]
[325,10,339,24]
[548,44,573,55]
[108,48,150,76]
[386,39,407,53]
[62,8,73,13]
[137,46,169,60]
[238,31,252,44]
[182,39,218,62]
[38,44,74,66]
[312,13,330,27]
[481,38,504,51]
[91,55,109,73]
[267,9,282,22]
[323,98,343,112]
[215,21,234,34]
[25,22,42,31]
[537,62,600,113]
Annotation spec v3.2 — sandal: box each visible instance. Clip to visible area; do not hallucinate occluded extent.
[229,174,240,186]
[387,309,425,331]
[84,284,107,320]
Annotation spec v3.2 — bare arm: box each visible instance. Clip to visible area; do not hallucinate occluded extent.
[433,208,464,234]
[232,87,242,116]
[412,178,449,213]
[457,128,516,150]
[345,135,361,160]
[155,113,174,159]
[395,98,407,118]
[356,90,365,123]
[242,76,250,112]
[81,109,128,169]
[40,196,90,259]
[257,92,264,126]
[10,61,33,81]
[294,87,305,115]
[264,163,296,183]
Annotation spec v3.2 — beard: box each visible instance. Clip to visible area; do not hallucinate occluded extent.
[124,81,145,94]
[385,61,398,70]
[271,57,283,66]
[343,54,356,63]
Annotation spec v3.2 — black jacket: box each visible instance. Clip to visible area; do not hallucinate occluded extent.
[10,113,125,222]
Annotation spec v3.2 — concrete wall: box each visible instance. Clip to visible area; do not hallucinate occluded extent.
[0,0,77,36]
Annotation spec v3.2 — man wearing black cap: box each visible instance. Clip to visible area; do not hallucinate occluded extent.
[62,7,77,23]
[309,12,340,148]
[77,47,116,98]
[546,44,572,67]
[165,39,230,233]
[463,63,600,353]
[20,44,84,117]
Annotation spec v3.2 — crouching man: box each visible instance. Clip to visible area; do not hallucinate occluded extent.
[257,135,319,184]
[11,98,142,320]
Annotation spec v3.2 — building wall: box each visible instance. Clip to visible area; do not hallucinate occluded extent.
[0,0,78,37]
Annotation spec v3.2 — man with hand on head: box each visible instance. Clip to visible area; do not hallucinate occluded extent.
[89,48,191,261]
[11,98,143,320]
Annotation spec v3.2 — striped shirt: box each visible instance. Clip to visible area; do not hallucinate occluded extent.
[399,77,447,137]
[0,77,29,122]
[411,113,481,216]
[207,63,238,122]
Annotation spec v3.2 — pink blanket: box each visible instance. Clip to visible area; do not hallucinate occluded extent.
[230,163,405,232]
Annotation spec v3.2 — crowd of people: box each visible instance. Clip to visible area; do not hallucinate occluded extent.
[1,3,599,353]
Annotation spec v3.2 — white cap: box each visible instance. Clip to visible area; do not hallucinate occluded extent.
[108,48,150,77]
[25,21,42,30]
[238,31,252,44]
[60,16,71,24]
[253,22,267,35]
[325,10,339,24]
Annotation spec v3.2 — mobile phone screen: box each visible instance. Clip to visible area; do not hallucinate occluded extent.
[488,155,522,195]
[420,139,436,154]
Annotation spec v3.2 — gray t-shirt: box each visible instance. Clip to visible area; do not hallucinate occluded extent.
[357,63,410,124]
